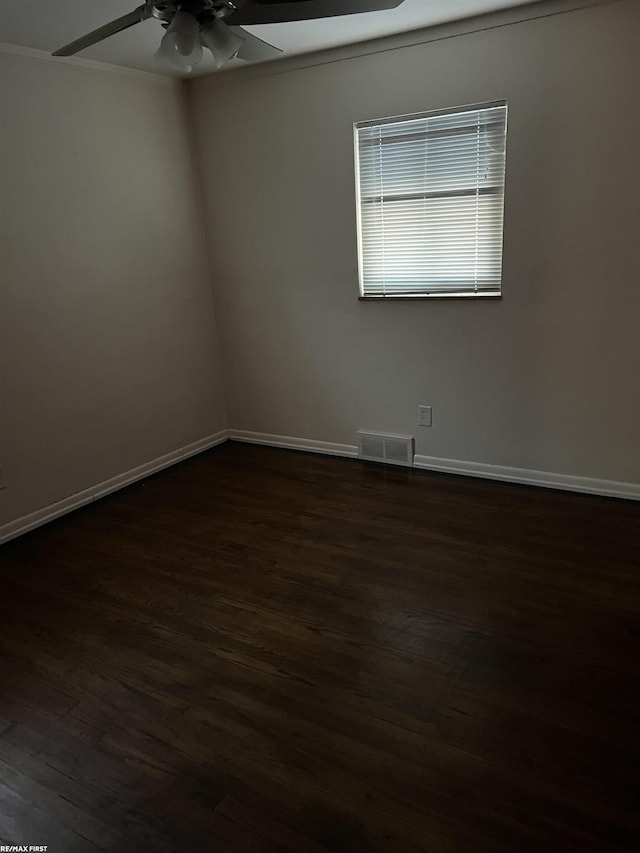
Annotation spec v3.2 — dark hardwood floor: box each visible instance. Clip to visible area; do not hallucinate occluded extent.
[0,441,638,852]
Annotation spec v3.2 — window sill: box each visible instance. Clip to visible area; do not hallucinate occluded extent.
[358,293,502,301]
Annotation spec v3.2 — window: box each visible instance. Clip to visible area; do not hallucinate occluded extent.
[354,101,507,299]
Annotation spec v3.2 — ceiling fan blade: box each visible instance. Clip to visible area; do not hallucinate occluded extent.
[227,0,406,27]
[52,4,152,57]
[230,27,283,63]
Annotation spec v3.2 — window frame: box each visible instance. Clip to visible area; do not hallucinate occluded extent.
[353,100,508,301]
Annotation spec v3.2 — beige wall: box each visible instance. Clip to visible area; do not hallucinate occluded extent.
[190,0,639,484]
[0,53,227,524]
[1,0,638,532]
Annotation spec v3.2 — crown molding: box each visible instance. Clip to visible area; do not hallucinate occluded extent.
[192,0,618,89]
[0,0,619,90]
[0,41,179,86]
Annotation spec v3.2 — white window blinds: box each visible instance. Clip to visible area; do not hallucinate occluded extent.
[354,102,507,298]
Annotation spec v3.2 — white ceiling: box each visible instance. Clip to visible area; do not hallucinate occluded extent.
[0,0,542,77]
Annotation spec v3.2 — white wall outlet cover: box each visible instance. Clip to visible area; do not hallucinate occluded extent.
[418,406,432,427]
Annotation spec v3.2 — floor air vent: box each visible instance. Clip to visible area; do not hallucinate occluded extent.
[358,432,414,468]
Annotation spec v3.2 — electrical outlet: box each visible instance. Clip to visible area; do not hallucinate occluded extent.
[418,405,432,427]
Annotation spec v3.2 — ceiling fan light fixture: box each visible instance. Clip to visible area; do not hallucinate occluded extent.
[156,10,203,70]
[52,0,408,72]
[200,19,245,69]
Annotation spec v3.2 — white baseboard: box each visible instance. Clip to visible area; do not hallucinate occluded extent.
[228,430,358,459]
[2,428,637,546]
[413,454,639,500]
[229,429,638,501]
[0,431,229,546]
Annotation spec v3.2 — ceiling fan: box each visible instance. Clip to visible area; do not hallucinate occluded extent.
[53,0,406,73]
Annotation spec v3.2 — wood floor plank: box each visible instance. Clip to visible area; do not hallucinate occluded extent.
[0,442,638,852]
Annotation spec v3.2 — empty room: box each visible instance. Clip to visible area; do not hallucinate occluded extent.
[0,0,638,850]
